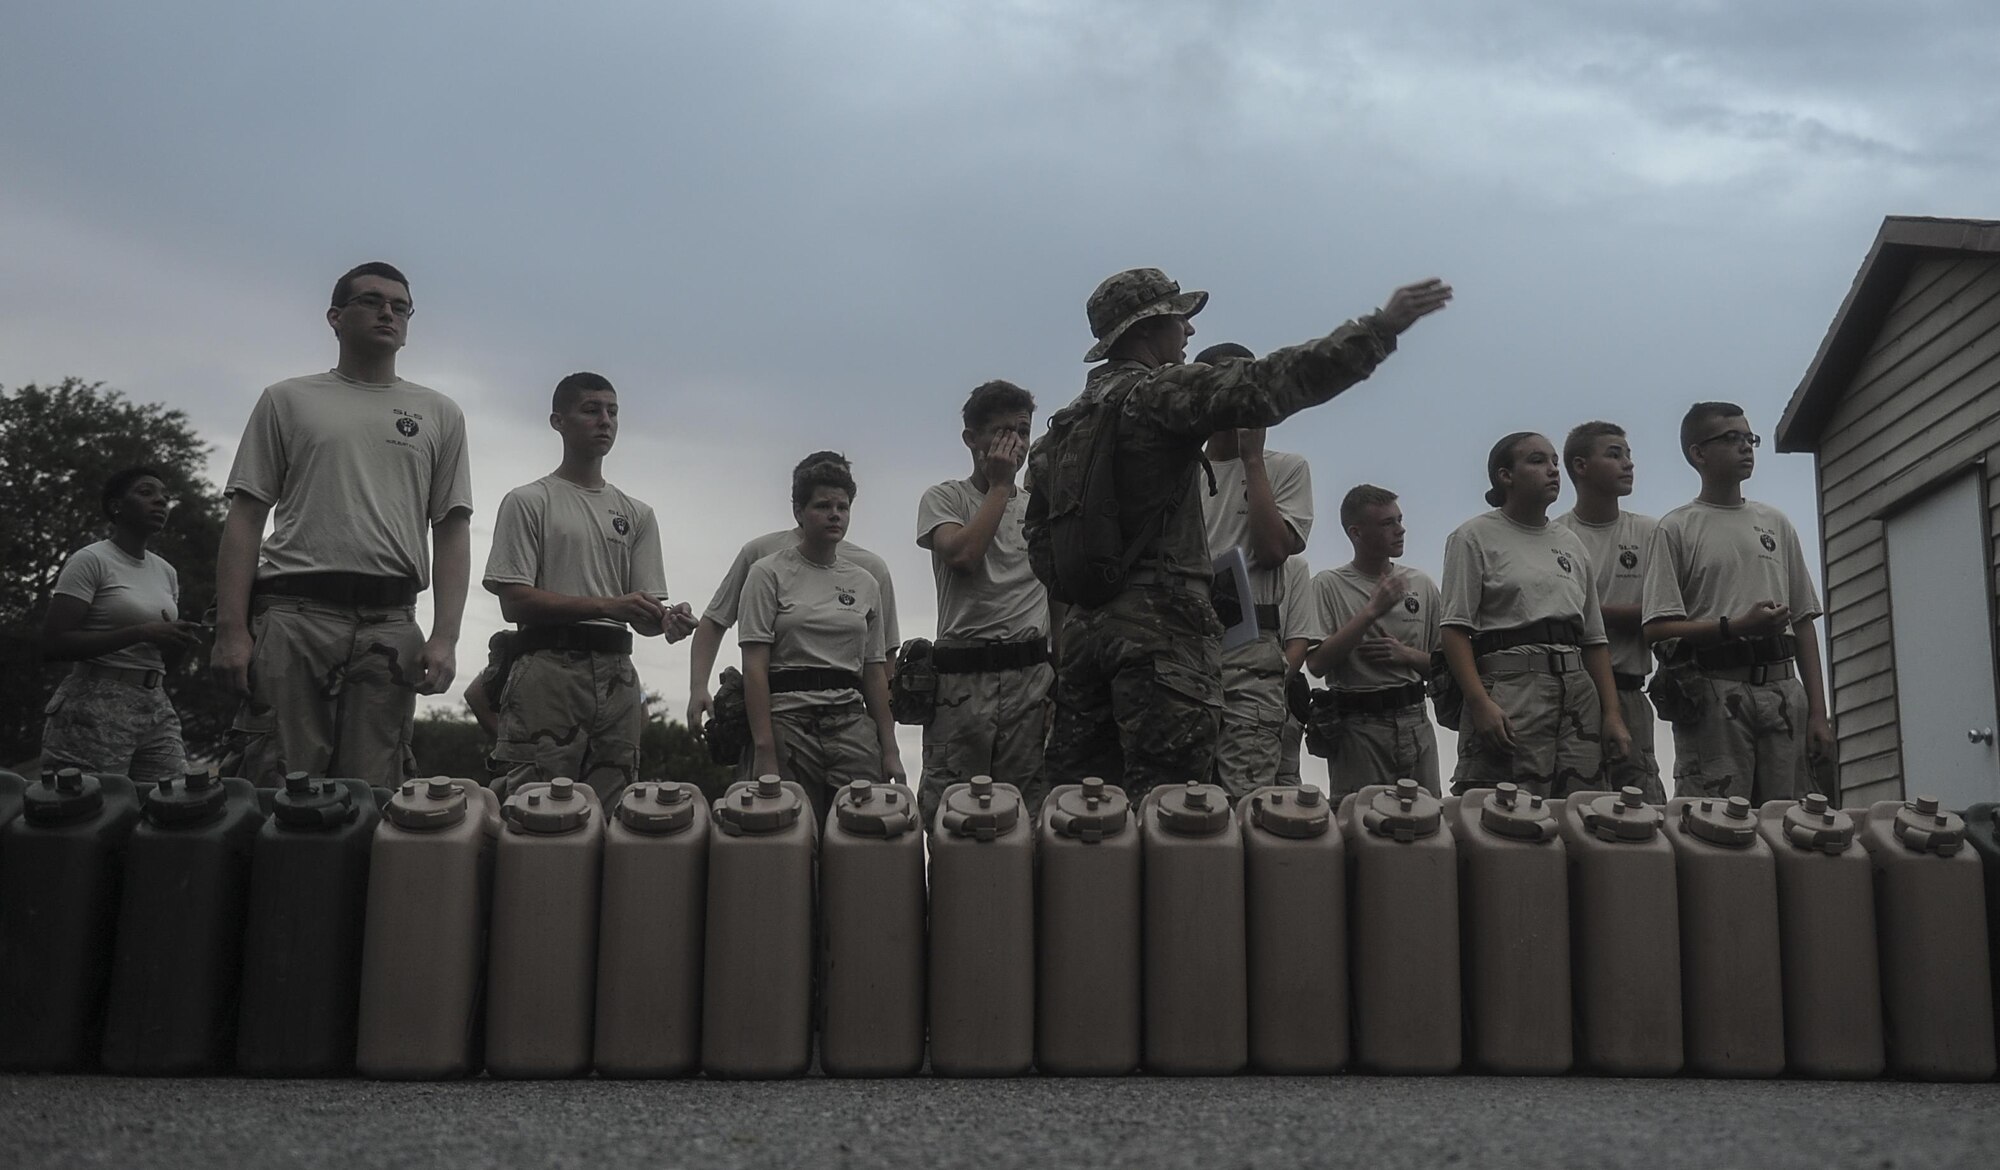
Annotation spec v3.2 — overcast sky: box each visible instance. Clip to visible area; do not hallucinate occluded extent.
[5,1,1996,785]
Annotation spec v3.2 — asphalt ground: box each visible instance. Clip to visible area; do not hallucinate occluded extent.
[3,1073,1992,1169]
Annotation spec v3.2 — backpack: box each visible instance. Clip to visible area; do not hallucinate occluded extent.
[1026,381,1173,609]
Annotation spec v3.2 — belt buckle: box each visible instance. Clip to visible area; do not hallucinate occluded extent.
[142,670,163,689]
[1547,651,1568,675]
[1747,662,1771,686]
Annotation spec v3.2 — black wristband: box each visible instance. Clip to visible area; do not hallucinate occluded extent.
[1718,615,1732,641]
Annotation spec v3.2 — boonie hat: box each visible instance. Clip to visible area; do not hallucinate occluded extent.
[1084,268,1208,362]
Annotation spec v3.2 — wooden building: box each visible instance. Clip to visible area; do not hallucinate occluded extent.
[1777,215,2000,809]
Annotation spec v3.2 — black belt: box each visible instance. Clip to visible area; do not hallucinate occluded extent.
[1684,635,1798,672]
[1254,604,1281,633]
[770,667,864,694]
[514,624,633,655]
[1471,617,1584,658]
[932,640,1050,674]
[257,572,418,608]
[1331,681,1427,714]
[1614,672,1647,692]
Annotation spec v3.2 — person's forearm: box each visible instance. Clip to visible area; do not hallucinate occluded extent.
[496,585,606,626]
[1306,609,1376,678]
[1644,616,1724,646]
[1583,644,1621,722]
[1794,618,1830,720]
[689,619,725,694]
[1599,602,1644,635]
[1441,627,1485,703]
[429,514,471,643]
[1283,639,1310,672]
[1242,457,1295,569]
[42,625,151,661]
[214,500,267,636]
[744,647,775,759]
[863,662,898,750]
[935,488,1012,575]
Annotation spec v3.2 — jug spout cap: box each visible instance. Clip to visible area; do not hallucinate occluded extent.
[756,775,782,799]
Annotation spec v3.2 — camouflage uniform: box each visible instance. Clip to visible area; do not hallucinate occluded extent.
[490,649,643,803]
[1214,632,1288,799]
[1452,653,1605,798]
[1667,671,1811,804]
[1028,268,1400,806]
[40,670,187,784]
[769,703,883,828]
[918,658,1053,828]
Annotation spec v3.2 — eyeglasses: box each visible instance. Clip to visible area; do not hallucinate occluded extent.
[1695,430,1760,449]
[341,292,415,318]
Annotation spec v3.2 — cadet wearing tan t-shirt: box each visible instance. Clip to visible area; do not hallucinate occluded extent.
[1274,555,1321,786]
[1556,508,1664,799]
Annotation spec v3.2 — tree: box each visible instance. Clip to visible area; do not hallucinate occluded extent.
[0,379,231,766]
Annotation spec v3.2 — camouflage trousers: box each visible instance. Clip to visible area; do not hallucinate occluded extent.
[1606,684,1667,803]
[918,660,1053,828]
[1325,703,1440,800]
[1453,655,1605,799]
[230,594,420,788]
[1277,706,1303,785]
[491,649,642,804]
[1045,587,1222,810]
[1212,631,1290,801]
[766,701,884,828]
[1669,674,1810,804]
[41,670,187,784]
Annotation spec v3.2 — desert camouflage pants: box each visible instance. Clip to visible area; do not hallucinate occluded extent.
[41,672,187,784]
[768,701,884,828]
[229,595,420,788]
[1277,706,1303,785]
[1453,656,1605,799]
[1670,674,1810,804]
[1045,587,1223,809]
[1606,684,1667,802]
[1212,631,1290,801]
[918,660,1053,828]
[1325,703,1440,800]
[490,649,642,803]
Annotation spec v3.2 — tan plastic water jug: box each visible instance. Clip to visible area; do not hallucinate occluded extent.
[702,776,816,1079]
[1663,795,1784,1077]
[1556,787,1681,1075]
[1141,780,1247,1074]
[486,778,603,1078]
[595,781,709,1078]
[1754,796,1883,1079]
[1036,777,1140,1076]
[928,776,1035,1076]
[820,779,925,1077]
[1447,783,1571,1075]
[1858,797,1997,1081]
[1342,779,1458,1073]
[1240,783,1346,1074]
[355,777,501,1079]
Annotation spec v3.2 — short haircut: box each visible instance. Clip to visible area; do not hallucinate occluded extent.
[102,465,167,520]
[792,456,858,512]
[1340,484,1400,529]
[794,450,851,477]
[962,380,1036,431]
[1193,342,1253,364]
[1680,401,1746,453]
[553,371,615,413]
[1563,421,1627,476]
[331,261,411,309]
[1484,431,1543,508]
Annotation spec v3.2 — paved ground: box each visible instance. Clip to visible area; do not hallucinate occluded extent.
[3,1073,1991,1169]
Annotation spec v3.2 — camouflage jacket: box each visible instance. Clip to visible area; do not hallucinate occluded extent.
[1025,314,1397,588]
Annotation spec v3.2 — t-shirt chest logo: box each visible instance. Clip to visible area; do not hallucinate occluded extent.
[1759,533,1777,553]
[1554,552,1574,574]
[1619,549,1639,570]
[610,514,630,536]
[395,417,419,437]
[837,591,856,606]
[1403,595,1420,615]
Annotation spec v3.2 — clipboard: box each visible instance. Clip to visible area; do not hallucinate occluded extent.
[1211,546,1259,651]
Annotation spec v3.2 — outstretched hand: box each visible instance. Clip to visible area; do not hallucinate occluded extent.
[1377,278,1454,334]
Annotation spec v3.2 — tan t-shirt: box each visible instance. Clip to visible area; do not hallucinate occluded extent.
[1278,557,1323,645]
[916,479,1049,643]
[1440,510,1608,650]
[1642,498,1823,627]
[703,529,900,648]
[738,547,886,713]
[1312,562,1443,690]
[1555,509,1658,676]
[52,540,179,672]
[226,370,474,587]
[1200,450,1313,605]
[483,475,668,630]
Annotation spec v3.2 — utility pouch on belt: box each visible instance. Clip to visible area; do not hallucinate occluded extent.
[1303,690,1346,759]
[704,667,751,766]
[1428,649,1465,732]
[1646,656,1705,727]
[1285,672,1312,724]
[890,638,938,726]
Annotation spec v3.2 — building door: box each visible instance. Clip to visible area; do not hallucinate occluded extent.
[1885,470,2000,810]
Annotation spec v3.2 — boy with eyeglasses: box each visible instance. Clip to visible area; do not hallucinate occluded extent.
[1641,401,1834,802]
[212,261,473,786]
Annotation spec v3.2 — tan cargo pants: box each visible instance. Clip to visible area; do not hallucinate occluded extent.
[1453,654,1606,799]
[41,672,187,784]
[490,648,643,804]
[917,659,1053,828]
[1212,630,1288,801]
[1607,685,1666,802]
[769,701,885,828]
[229,594,421,787]
[1670,674,1810,804]
[1325,703,1440,800]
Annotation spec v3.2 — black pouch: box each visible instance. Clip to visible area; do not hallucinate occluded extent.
[1646,658,1705,727]
[1304,690,1345,759]
[1428,649,1465,732]
[704,666,751,767]
[889,638,938,726]
[1285,672,1312,724]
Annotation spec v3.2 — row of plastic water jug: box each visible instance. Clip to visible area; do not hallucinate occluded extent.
[4,768,1998,1080]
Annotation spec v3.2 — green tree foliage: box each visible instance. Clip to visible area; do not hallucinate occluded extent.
[0,378,233,766]
[409,694,734,801]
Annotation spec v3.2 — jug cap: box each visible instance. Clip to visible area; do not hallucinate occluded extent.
[940,776,1022,840]
[24,767,106,824]
[1892,796,1965,856]
[715,776,805,836]
[1778,794,1854,854]
[1580,787,1663,843]
[1478,783,1558,843]
[615,782,700,834]
[1248,785,1330,840]
[1680,796,1757,848]
[1154,781,1231,837]
[834,780,920,839]
[1047,777,1131,842]
[272,774,360,829]
[145,768,229,826]
[504,777,595,835]
[1361,778,1442,842]
[385,777,471,830]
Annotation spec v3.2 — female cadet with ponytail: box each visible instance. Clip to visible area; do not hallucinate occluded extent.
[1438,432,1631,796]
[739,457,906,824]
